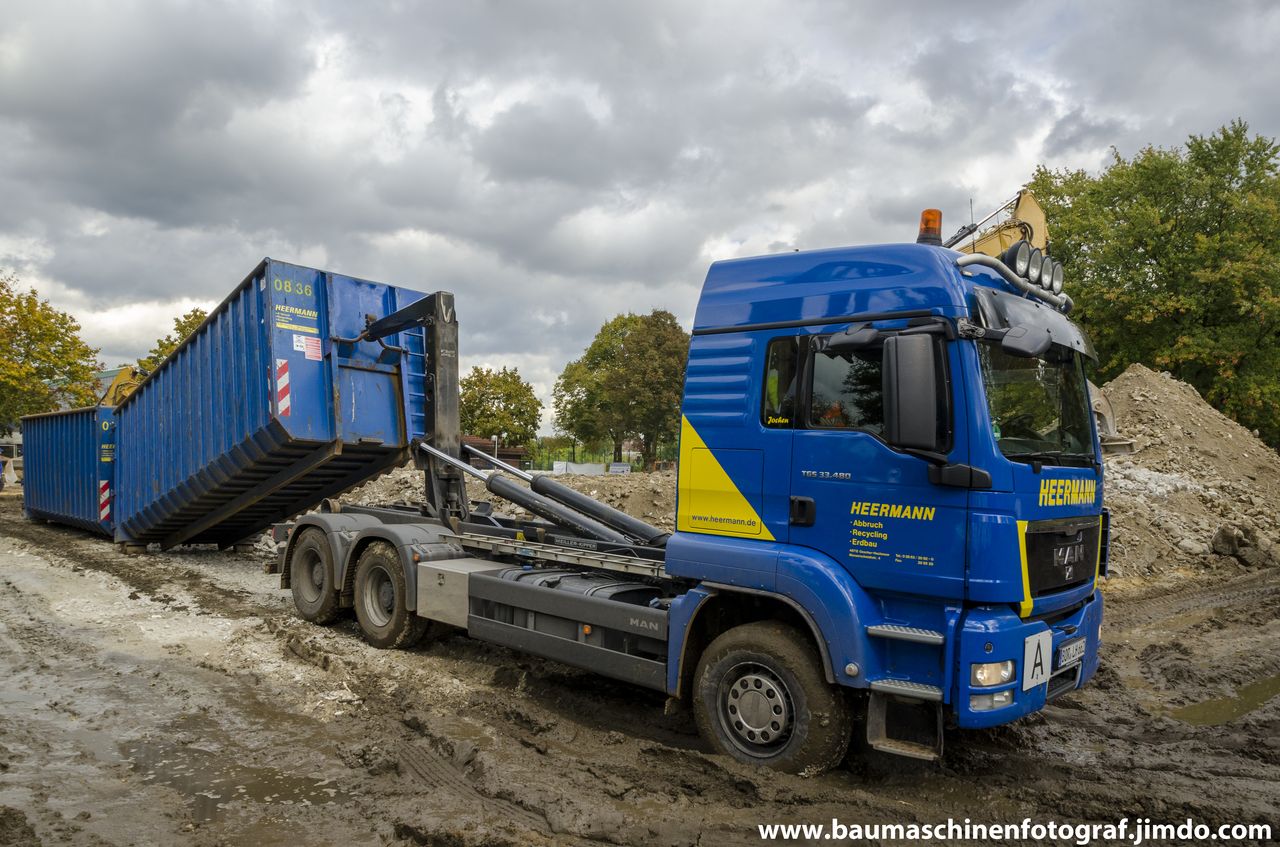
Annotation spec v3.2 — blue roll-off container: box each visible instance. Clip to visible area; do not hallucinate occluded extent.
[114,258,429,549]
[21,406,117,536]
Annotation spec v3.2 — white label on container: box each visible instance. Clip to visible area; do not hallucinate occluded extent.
[304,337,322,361]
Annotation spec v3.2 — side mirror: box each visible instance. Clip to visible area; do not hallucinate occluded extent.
[1000,325,1052,358]
[883,334,940,452]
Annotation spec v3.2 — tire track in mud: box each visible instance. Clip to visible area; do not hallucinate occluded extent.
[394,739,549,831]
[1111,569,1280,627]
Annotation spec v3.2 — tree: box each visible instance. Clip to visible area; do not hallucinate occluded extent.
[137,307,207,372]
[459,365,543,447]
[0,272,102,434]
[553,310,689,464]
[1029,120,1280,446]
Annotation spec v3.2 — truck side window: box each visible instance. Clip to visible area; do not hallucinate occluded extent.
[762,337,799,427]
[808,348,884,433]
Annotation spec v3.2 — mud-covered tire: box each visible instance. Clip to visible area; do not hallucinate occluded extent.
[693,621,851,775]
[290,528,339,625]
[353,542,427,650]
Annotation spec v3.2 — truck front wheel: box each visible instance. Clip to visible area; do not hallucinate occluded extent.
[353,542,428,650]
[290,528,339,625]
[693,622,851,775]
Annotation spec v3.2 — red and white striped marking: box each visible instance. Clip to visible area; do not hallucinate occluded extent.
[275,358,291,417]
[98,480,110,523]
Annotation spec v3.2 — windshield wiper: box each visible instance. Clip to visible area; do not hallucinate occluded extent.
[1005,450,1097,470]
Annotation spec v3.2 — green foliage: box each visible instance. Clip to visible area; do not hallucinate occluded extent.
[553,310,689,463]
[0,272,102,434]
[459,365,543,447]
[1029,120,1280,446]
[137,307,208,373]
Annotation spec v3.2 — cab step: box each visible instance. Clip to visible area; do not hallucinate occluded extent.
[868,679,943,702]
[865,624,945,645]
[866,691,943,762]
[868,737,941,761]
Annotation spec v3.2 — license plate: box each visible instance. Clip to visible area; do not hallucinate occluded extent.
[1058,638,1086,668]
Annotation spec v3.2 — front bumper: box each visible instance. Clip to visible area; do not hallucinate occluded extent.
[953,590,1103,729]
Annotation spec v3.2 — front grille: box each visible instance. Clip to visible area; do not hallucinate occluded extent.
[1025,516,1100,597]
[1028,600,1086,628]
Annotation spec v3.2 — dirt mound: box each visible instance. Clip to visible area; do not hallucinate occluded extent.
[345,466,425,505]
[1101,364,1280,582]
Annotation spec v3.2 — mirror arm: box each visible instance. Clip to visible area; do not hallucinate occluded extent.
[896,446,993,489]
[896,446,948,464]
[956,318,1005,341]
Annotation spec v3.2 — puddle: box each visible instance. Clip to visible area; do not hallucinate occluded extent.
[1170,673,1280,726]
[119,738,348,822]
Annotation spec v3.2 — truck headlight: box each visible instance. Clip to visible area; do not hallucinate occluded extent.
[970,690,1014,711]
[970,660,1015,687]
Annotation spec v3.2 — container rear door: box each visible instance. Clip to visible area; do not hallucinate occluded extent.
[265,262,332,441]
[95,407,116,533]
[326,274,421,447]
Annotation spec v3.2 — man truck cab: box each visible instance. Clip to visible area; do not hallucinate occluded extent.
[670,230,1104,761]
[276,220,1106,773]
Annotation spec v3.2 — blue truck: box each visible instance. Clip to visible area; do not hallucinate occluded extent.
[272,213,1108,773]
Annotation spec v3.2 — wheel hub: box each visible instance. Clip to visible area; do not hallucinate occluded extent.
[362,565,395,628]
[721,666,792,754]
[295,550,324,603]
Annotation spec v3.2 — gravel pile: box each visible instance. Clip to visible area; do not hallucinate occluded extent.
[1100,364,1280,580]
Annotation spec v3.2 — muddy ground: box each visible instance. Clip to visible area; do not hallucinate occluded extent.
[1,492,1277,846]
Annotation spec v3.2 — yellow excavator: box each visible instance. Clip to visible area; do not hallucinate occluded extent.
[98,366,145,406]
[947,188,1051,259]
[949,189,1133,454]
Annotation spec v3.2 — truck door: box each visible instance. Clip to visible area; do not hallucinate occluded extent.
[758,336,802,542]
[787,331,969,599]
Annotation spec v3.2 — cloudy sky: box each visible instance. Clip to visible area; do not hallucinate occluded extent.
[3,1,1279,430]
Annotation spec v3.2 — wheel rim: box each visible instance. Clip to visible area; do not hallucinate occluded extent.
[717,661,794,758]
[362,564,395,628]
[295,548,324,603]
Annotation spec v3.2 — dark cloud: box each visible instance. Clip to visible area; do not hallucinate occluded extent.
[1043,109,1129,159]
[1,0,1277,427]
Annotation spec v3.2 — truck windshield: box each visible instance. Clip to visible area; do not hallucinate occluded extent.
[977,341,1094,466]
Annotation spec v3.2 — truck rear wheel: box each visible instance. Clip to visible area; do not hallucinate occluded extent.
[290,528,339,625]
[693,622,851,775]
[353,542,428,650]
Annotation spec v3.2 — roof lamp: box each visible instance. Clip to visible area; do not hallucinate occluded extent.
[1002,240,1032,277]
[1026,248,1043,284]
[916,209,943,245]
[1050,261,1065,294]
[1039,255,1056,290]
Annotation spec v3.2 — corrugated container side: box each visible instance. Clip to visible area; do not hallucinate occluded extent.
[115,258,429,549]
[20,406,116,536]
